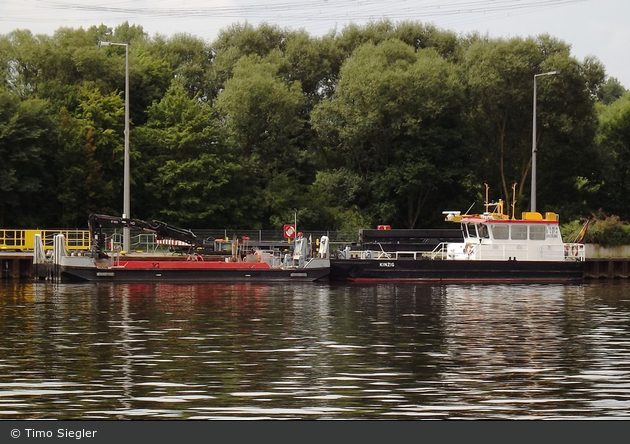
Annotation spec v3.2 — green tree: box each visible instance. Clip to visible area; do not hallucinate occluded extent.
[460,35,603,218]
[533,50,604,218]
[96,35,171,128]
[146,33,213,100]
[283,29,336,102]
[214,52,307,228]
[599,76,627,105]
[111,21,147,44]
[0,30,44,96]
[311,39,465,228]
[208,22,290,100]
[137,80,242,227]
[595,92,630,218]
[0,91,56,226]
[35,27,108,106]
[55,84,124,226]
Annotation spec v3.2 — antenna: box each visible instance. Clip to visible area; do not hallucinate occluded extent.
[511,182,517,220]
[465,202,475,215]
[484,182,489,213]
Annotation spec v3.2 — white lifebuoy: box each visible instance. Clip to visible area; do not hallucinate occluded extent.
[464,243,473,255]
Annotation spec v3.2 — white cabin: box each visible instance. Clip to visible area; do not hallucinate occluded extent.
[440,208,584,262]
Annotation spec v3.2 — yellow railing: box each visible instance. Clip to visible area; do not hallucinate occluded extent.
[0,229,91,251]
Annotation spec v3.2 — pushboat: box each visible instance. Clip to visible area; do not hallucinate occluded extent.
[330,187,585,284]
[47,214,330,283]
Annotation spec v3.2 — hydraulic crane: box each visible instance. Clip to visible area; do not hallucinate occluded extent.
[88,214,198,258]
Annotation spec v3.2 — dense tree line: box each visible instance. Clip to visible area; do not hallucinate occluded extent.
[1,20,629,231]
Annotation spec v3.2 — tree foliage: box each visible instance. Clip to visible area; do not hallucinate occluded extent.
[137,80,242,226]
[0,91,56,226]
[311,40,465,228]
[0,20,622,232]
[594,92,630,217]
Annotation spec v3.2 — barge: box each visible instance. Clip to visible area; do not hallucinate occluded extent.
[50,214,330,283]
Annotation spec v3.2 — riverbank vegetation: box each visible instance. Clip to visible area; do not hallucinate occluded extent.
[1,20,629,234]
[561,212,630,247]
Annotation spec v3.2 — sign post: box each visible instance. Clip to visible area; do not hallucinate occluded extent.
[283,224,296,241]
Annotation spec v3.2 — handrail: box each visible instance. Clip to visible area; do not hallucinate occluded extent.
[0,229,90,251]
[431,242,448,260]
[564,243,585,261]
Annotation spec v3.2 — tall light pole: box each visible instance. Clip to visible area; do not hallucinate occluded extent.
[530,70,558,213]
[99,41,131,252]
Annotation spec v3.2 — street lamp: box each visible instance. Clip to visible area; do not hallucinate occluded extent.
[99,41,131,252]
[530,70,559,213]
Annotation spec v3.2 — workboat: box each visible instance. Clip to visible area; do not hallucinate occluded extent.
[330,189,585,283]
[49,214,330,282]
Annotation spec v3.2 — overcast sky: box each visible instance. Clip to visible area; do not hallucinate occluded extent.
[1,0,629,88]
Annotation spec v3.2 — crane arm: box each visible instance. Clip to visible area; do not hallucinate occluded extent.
[88,214,198,256]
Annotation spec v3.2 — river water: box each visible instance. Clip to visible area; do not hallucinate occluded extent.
[0,280,629,420]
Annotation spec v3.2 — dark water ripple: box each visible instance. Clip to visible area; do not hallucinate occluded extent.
[1,280,629,419]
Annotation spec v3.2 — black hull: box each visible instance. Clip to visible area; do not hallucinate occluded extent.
[60,266,329,283]
[330,258,584,283]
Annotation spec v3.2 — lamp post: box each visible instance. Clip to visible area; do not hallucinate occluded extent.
[99,41,131,252]
[530,70,558,213]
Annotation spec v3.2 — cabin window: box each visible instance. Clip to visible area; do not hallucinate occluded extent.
[466,223,478,238]
[492,225,509,239]
[478,224,490,239]
[529,225,545,240]
[511,225,527,240]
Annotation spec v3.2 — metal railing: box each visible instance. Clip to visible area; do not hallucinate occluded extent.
[0,229,90,251]
[96,228,359,254]
[431,241,586,261]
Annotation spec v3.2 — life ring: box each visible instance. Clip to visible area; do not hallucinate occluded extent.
[254,250,262,262]
[464,243,473,255]
[571,245,578,257]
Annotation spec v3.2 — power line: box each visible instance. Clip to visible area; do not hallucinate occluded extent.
[1,0,590,39]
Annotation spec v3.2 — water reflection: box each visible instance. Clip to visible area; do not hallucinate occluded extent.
[1,281,629,419]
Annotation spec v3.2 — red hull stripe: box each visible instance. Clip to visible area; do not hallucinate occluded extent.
[110,261,272,270]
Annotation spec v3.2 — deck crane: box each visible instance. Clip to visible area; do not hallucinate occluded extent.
[88,214,198,258]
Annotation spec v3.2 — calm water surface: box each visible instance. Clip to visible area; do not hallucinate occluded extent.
[1,280,629,419]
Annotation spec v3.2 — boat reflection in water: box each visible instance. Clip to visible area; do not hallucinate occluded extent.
[1,280,629,419]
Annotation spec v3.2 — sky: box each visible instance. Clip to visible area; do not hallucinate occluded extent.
[1,0,629,88]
